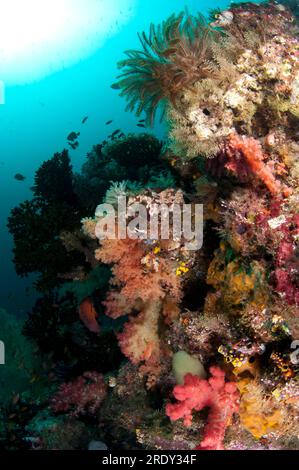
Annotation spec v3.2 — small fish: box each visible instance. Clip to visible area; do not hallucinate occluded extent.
[137,123,146,128]
[111,129,122,137]
[105,120,113,125]
[69,141,79,150]
[138,119,145,123]
[67,131,80,142]
[78,297,101,334]
[82,116,88,124]
[14,173,26,181]
[119,132,125,138]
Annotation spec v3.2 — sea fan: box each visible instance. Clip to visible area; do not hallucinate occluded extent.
[112,12,222,125]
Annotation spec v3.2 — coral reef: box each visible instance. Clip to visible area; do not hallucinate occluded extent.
[4,0,299,452]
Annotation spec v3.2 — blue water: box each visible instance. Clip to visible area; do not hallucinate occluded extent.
[0,0,252,315]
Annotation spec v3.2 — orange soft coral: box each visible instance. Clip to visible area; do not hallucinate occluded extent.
[96,235,181,383]
[96,236,181,319]
[92,189,196,384]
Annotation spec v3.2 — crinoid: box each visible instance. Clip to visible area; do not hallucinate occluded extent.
[112,11,223,125]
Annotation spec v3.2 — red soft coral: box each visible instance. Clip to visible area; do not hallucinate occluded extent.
[51,371,107,416]
[166,367,240,450]
[226,134,282,195]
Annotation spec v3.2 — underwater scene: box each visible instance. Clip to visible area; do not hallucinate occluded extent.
[0,0,299,455]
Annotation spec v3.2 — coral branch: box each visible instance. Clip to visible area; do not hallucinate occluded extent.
[166,367,240,450]
[226,134,281,195]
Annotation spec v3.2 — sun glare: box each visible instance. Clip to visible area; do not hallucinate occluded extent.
[0,0,135,84]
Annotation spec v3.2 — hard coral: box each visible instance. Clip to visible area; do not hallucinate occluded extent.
[166,367,240,450]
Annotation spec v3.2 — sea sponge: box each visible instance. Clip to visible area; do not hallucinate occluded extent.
[172,351,206,385]
[238,379,283,439]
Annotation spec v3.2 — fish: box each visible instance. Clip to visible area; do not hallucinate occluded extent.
[14,173,26,181]
[137,123,146,128]
[138,119,146,123]
[111,129,122,137]
[82,116,88,124]
[105,120,113,125]
[67,131,80,142]
[78,297,101,334]
[69,141,79,150]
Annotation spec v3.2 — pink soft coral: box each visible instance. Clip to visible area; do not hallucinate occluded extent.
[166,367,240,450]
[51,371,107,416]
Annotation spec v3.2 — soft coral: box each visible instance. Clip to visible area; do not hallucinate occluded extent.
[226,134,282,195]
[166,366,240,450]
